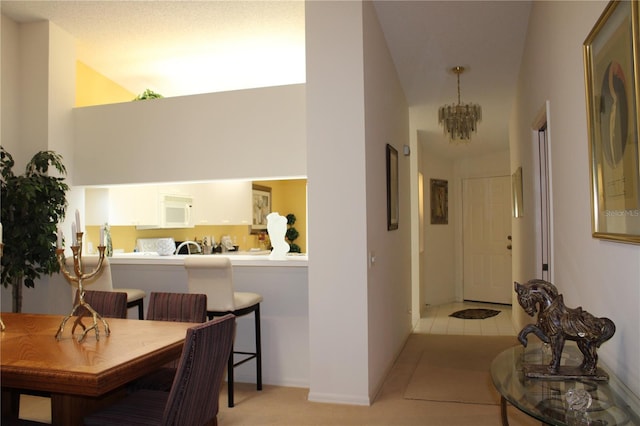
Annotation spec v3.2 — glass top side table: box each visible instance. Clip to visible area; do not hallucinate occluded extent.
[490,343,640,426]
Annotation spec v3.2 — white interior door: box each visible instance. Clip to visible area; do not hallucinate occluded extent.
[462,176,512,304]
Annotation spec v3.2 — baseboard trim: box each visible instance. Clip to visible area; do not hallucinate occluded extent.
[307,391,371,406]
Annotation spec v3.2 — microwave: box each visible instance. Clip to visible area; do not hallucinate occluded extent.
[161,194,193,228]
[138,194,193,229]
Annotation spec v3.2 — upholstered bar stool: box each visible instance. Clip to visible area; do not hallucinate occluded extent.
[67,256,146,319]
[184,256,263,407]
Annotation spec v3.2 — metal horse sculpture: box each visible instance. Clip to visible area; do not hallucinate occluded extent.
[514,279,615,376]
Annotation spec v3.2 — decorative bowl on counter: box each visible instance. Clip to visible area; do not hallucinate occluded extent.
[156,238,176,256]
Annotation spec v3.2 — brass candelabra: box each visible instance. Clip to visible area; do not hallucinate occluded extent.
[55,232,108,342]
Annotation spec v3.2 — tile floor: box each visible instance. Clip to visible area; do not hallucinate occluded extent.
[413,300,517,336]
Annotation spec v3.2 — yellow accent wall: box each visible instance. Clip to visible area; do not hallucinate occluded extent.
[76,61,135,107]
[84,179,307,253]
[258,179,307,252]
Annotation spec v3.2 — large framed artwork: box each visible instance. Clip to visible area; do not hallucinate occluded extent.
[251,184,271,234]
[386,144,399,230]
[430,179,448,224]
[584,0,640,244]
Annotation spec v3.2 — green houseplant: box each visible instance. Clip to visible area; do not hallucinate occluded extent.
[286,213,301,253]
[0,147,69,312]
[133,89,164,101]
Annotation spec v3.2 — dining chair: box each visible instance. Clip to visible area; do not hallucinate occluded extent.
[130,292,208,392]
[73,290,128,319]
[146,292,207,323]
[68,256,146,319]
[83,314,236,426]
[184,256,262,408]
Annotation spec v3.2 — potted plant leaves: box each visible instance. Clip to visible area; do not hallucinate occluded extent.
[0,147,69,312]
[133,89,164,101]
[286,213,301,253]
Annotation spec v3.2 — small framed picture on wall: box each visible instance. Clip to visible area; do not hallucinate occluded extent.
[430,179,448,224]
[251,184,272,234]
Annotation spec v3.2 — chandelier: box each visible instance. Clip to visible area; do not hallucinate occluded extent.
[438,66,482,143]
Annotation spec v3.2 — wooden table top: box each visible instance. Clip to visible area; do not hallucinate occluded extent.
[0,312,193,397]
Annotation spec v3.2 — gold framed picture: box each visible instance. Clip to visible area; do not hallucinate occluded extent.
[430,179,448,225]
[584,0,640,243]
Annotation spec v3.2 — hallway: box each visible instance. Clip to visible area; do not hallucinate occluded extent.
[413,301,517,336]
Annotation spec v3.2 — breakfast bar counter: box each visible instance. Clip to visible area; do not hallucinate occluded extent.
[111,252,309,389]
[108,252,308,267]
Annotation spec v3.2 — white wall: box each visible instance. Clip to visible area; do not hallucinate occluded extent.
[47,21,76,175]
[420,146,455,307]
[512,0,640,396]
[417,148,509,309]
[306,1,370,405]
[362,1,412,399]
[73,84,306,185]
[1,15,20,165]
[1,18,47,169]
[1,19,82,314]
[305,0,411,405]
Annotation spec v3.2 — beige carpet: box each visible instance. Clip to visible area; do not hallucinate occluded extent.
[21,333,539,426]
[404,334,519,405]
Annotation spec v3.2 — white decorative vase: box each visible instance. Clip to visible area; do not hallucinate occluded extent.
[156,238,176,256]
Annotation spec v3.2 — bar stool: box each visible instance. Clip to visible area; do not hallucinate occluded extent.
[67,256,146,320]
[184,256,262,407]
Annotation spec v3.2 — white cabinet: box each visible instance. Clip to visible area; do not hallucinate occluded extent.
[191,181,251,225]
[85,188,109,226]
[86,181,251,227]
[85,186,159,226]
[108,186,159,226]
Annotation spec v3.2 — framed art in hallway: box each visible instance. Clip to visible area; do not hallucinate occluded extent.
[386,144,399,230]
[430,179,448,225]
[584,0,640,244]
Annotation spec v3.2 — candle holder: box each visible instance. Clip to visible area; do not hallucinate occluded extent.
[55,232,108,342]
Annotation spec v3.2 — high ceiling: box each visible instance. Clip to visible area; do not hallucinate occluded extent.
[1,0,531,160]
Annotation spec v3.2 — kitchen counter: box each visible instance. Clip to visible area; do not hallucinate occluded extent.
[103,251,309,388]
[110,252,308,267]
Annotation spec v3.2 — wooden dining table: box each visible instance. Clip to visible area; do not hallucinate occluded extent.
[1,312,194,426]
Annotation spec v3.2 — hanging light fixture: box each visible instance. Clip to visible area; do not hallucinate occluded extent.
[438,66,482,143]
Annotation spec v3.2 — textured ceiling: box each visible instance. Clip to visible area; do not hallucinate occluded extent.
[1,0,532,160]
[2,1,306,96]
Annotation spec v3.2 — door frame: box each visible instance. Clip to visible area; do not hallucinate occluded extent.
[532,101,555,282]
